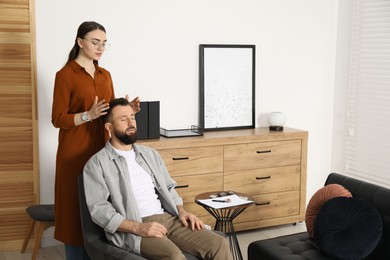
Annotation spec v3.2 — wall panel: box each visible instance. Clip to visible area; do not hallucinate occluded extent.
[0,0,38,250]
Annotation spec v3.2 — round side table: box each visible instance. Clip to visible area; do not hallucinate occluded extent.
[195,191,254,260]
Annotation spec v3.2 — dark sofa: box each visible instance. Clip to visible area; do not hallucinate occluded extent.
[248,172,390,260]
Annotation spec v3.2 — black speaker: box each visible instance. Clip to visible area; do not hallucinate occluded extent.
[148,101,160,139]
[136,102,149,140]
[135,101,160,140]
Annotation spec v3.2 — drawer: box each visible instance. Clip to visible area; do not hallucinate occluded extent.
[235,190,300,223]
[174,172,223,225]
[174,172,223,204]
[224,140,301,172]
[158,146,223,176]
[224,165,301,195]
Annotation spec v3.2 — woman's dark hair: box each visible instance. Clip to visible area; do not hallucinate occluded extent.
[66,21,106,64]
[102,98,130,123]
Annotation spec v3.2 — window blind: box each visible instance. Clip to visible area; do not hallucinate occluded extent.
[346,0,390,186]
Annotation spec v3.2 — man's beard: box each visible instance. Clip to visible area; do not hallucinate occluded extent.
[113,127,138,145]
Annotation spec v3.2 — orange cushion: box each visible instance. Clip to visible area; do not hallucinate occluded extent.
[305,184,352,238]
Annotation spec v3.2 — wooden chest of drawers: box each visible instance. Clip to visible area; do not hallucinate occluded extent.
[158,146,223,224]
[139,127,308,231]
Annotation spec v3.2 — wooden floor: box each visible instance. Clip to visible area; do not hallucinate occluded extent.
[1,223,307,260]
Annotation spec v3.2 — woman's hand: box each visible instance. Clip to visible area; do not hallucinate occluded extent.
[126,95,141,113]
[88,96,110,120]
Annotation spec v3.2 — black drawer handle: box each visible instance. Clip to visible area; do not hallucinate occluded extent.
[176,185,189,189]
[172,157,189,161]
[256,150,271,154]
[256,176,271,180]
[255,202,270,206]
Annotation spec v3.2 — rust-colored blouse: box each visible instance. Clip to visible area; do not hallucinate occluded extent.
[51,60,115,246]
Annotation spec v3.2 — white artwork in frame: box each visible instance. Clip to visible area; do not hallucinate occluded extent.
[199,44,255,131]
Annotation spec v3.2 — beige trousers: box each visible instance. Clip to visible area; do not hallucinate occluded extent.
[140,213,232,260]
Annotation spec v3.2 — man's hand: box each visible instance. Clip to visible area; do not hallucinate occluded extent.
[177,206,205,231]
[119,219,167,238]
[134,221,167,237]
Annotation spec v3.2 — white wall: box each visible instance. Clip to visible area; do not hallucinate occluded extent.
[35,0,339,245]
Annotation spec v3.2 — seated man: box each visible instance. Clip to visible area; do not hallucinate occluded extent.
[83,97,232,260]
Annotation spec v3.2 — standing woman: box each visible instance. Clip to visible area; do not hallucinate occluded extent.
[51,21,139,259]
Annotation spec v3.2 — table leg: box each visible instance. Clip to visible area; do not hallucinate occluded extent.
[225,218,243,260]
[205,207,247,260]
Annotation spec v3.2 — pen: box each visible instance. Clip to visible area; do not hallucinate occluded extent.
[212,199,231,203]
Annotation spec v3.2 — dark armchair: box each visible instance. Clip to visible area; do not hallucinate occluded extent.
[77,174,201,260]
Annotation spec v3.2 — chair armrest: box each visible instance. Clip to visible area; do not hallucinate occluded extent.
[85,238,146,260]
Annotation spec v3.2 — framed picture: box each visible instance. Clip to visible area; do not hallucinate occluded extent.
[199,44,255,131]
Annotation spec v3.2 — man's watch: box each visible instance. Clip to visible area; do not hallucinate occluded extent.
[81,111,90,122]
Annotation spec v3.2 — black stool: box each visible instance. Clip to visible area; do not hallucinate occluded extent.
[21,204,55,260]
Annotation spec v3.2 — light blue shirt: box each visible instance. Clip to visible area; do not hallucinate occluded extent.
[83,141,183,255]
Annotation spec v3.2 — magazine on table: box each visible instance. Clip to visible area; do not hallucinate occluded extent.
[197,194,254,209]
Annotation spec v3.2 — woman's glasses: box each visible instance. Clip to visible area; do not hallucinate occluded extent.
[218,191,235,197]
[83,38,110,50]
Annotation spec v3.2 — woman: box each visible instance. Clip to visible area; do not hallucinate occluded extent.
[51,21,139,259]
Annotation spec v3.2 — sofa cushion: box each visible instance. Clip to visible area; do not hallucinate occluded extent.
[314,196,383,260]
[305,184,352,238]
[248,232,335,260]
